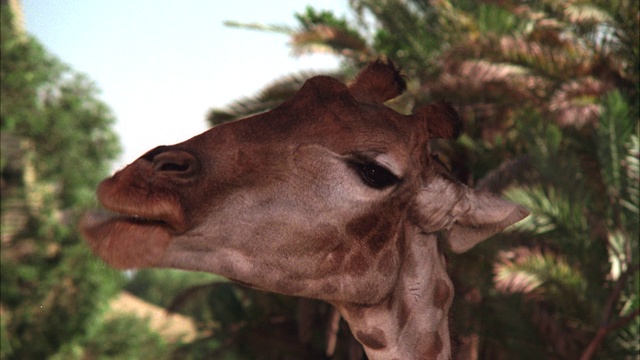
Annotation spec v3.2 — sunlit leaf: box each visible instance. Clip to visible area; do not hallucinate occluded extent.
[494,247,587,306]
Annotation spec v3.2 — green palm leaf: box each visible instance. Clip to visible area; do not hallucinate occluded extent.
[494,247,587,308]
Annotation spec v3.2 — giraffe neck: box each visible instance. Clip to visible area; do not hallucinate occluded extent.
[336,229,453,360]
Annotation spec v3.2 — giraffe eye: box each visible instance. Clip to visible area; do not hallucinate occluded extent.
[351,161,400,189]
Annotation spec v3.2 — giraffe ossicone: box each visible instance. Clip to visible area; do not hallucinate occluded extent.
[81,59,528,359]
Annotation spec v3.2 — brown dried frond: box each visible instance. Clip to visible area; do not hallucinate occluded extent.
[291,25,369,58]
[476,155,532,193]
[549,77,611,127]
[493,246,586,302]
[563,3,614,26]
[426,59,549,105]
[494,247,544,297]
[496,35,595,79]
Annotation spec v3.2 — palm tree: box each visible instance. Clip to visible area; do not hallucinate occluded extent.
[183,1,639,358]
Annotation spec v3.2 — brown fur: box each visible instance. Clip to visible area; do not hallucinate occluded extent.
[356,328,388,350]
[348,58,406,104]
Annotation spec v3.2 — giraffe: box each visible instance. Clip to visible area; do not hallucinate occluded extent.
[81,59,528,359]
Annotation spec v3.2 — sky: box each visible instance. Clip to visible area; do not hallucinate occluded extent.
[21,1,349,170]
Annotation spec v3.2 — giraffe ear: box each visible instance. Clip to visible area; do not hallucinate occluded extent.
[410,102,463,139]
[446,189,529,253]
[411,176,528,253]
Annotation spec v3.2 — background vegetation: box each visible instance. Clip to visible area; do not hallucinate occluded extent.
[2,0,637,359]
[1,3,174,359]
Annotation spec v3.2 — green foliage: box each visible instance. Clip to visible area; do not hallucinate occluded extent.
[0,3,162,359]
[0,9,61,133]
[476,4,521,35]
[170,282,356,360]
[1,242,125,359]
[51,314,170,360]
[295,6,354,34]
[125,268,219,322]
[38,74,120,208]
[494,247,589,318]
[597,91,638,222]
[498,90,639,358]
[357,0,451,75]
[292,6,367,57]
[511,252,572,294]
[127,271,356,359]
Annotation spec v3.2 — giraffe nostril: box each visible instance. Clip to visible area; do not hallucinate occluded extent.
[145,149,200,178]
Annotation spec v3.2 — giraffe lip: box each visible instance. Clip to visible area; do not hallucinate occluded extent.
[82,209,176,233]
[79,209,176,269]
[115,214,172,229]
[79,208,178,252]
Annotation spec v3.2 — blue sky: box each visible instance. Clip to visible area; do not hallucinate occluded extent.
[21,1,348,169]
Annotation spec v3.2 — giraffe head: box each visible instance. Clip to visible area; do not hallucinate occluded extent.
[81,60,527,306]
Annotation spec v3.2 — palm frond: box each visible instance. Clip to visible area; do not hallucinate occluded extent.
[494,247,587,311]
[503,185,587,236]
[606,230,632,281]
[291,7,370,58]
[549,77,609,127]
[223,20,295,35]
[352,0,444,71]
[492,246,593,359]
[426,59,549,104]
[597,93,640,327]
[491,35,595,81]
[494,248,544,295]
[622,131,639,215]
[432,0,477,40]
[475,3,523,36]
[609,313,640,357]
[563,3,615,26]
[555,1,626,69]
[291,26,369,58]
[595,90,637,224]
[476,155,532,193]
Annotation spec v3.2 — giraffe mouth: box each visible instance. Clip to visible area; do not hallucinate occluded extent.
[83,209,174,231]
[80,209,176,269]
[79,161,191,269]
